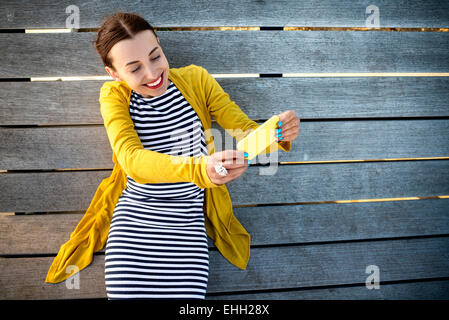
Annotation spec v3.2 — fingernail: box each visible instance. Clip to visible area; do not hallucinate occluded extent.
[278,121,283,126]
[244,152,248,157]
[277,128,281,133]
[277,133,282,137]
[279,137,283,140]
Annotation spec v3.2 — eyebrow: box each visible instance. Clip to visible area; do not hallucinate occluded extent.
[125,46,159,67]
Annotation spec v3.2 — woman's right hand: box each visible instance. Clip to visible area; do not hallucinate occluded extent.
[206,150,249,185]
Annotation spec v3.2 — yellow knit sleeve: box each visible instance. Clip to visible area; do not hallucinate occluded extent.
[99,83,220,189]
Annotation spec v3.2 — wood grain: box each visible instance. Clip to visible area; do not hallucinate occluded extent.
[2,0,448,301]
[207,279,449,299]
[2,119,449,170]
[1,31,448,77]
[2,77,449,126]
[1,198,449,255]
[1,160,449,212]
[1,0,448,29]
[1,237,448,299]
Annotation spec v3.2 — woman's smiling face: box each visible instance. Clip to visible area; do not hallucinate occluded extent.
[104,29,170,98]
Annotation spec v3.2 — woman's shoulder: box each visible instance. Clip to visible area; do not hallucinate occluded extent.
[170,64,210,83]
[171,63,204,75]
[99,80,131,103]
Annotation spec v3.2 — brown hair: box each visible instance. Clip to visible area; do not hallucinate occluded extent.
[92,11,158,70]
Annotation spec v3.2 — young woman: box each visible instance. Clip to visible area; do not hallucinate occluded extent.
[46,11,299,300]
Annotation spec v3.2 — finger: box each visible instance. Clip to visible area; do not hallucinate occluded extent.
[277,110,297,126]
[279,116,300,132]
[222,165,248,182]
[280,118,299,135]
[220,149,246,162]
[222,157,249,168]
[277,127,299,142]
[214,160,250,184]
[280,122,300,135]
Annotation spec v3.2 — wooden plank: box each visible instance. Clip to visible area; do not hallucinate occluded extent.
[0,256,106,299]
[1,198,449,255]
[207,237,449,293]
[2,119,449,170]
[0,170,111,213]
[1,0,448,29]
[0,81,103,126]
[1,160,449,212]
[208,279,449,299]
[0,126,112,170]
[1,237,448,299]
[2,77,449,126]
[228,160,449,205]
[1,31,449,77]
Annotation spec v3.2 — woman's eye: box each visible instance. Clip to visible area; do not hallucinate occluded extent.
[131,56,160,73]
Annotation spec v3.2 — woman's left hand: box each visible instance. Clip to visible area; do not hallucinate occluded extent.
[276,110,300,142]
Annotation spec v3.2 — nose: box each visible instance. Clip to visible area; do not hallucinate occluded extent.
[143,63,160,82]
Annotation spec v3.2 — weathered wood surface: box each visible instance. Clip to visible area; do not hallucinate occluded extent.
[1,31,449,77]
[2,0,448,302]
[1,0,448,29]
[2,77,449,126]
[1,160,449,212]
[1,198,449,255]
[1,237,448,299]
[208,279,449,300]
[2,119,449,170]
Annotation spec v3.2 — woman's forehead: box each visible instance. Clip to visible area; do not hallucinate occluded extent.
[109,30,159,68]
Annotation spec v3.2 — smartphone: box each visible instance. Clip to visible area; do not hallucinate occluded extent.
[237,115,280,160]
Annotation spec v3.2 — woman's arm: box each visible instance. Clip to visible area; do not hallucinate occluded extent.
[99,83,220,189]
[199,66,291,154]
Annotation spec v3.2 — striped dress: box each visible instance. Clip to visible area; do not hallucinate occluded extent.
[104,81,210,299]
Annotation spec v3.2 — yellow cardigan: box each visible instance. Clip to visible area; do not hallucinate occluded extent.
[45,64,291,283]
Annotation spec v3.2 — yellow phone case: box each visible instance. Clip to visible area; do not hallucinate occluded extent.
[237,115,280,160]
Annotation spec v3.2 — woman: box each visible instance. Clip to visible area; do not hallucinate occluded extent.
[46,11,300,299]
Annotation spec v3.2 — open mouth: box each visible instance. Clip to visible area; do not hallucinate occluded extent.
[143,73,163,89]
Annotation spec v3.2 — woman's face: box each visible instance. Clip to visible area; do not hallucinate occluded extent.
[105,30,170,98]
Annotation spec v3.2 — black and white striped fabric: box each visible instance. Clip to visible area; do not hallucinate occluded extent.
[104,81,210,299]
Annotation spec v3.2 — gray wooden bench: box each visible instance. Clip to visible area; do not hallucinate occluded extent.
[1,0,449,300]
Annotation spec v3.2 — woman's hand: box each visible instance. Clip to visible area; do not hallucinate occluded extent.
[206,150,249,185]
[276,110,300,142]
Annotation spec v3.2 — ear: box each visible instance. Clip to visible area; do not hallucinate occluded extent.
[105,66,121,81]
